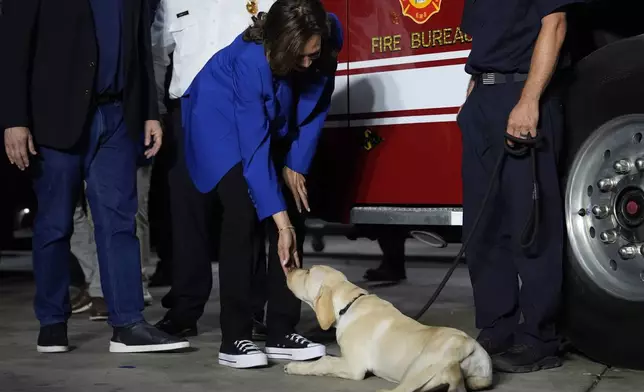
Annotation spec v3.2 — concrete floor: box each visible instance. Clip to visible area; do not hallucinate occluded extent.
[1,237,642,392]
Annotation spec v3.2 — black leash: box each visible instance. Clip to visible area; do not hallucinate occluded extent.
[413,132,542,321]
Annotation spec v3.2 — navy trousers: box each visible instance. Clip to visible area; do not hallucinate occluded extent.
[31,102,144,327]
[457,80,565,355]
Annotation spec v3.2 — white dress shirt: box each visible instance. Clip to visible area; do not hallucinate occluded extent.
[150,0,276,114]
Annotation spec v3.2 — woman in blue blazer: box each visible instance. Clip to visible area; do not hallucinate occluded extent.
[180,0,343,369]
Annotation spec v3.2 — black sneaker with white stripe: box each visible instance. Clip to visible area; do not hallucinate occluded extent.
[265,333,326,361]
[37,322,69,353]
[218,340,268,369]
[109,321,190,353]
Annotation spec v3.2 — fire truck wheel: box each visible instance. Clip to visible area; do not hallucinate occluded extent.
[561,34,644,370]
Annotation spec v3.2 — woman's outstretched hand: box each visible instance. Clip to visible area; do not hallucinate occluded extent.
[273,211,300,275]
[278,226,301,275]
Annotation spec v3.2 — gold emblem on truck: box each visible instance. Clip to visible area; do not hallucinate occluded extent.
[246,0,258,15]
[399,0,442,25]
[363,129,383,151]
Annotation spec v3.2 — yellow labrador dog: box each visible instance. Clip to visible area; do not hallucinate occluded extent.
[284,265,493,392]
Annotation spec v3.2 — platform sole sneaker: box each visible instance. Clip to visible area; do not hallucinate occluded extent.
[265,333,326,361]
[218,339,269,369]
[264,344,326,361]
[218,351,269,369]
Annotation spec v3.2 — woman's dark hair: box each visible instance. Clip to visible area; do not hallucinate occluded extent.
[243,0,332,76]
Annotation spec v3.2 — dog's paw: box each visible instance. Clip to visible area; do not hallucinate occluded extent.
[284,362,302,375]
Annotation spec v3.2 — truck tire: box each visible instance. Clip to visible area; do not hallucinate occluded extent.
[562,34,644,370]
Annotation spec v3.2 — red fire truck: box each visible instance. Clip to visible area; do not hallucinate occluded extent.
[311,0,644,371]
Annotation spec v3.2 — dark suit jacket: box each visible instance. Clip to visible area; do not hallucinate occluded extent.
[0,0,158,150]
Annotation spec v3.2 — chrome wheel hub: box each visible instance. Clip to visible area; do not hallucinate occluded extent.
[566,114,644,301]
[615,186,644,235]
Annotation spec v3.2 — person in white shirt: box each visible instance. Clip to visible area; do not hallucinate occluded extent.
[149,0,275,339]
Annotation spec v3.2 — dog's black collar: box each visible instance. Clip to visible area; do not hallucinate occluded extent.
[339,293,366,316]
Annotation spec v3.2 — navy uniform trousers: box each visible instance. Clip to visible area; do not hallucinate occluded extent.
[457,79,565,355]
[31,102,144,327]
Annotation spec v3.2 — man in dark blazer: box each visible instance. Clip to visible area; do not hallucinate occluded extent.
[0,0,190,354]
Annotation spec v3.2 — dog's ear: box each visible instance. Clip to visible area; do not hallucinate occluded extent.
[314,284,336,330]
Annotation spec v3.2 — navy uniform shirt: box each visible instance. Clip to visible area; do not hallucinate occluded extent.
[88,0,124,94]
[461,0,584,75]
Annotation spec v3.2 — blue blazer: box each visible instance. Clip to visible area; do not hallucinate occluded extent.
[181,13,344,221]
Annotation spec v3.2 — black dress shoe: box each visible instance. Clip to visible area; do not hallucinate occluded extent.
[477,336,513,356]
[363,266,406,282]
[155,318,198,338]
[110,321,190,353]
[492,344,562,373]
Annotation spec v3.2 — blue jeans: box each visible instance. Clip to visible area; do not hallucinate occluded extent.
[32,102,144,327]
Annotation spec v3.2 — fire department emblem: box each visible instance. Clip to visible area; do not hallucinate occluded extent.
[246,0,258,15]
[399,0,442,24]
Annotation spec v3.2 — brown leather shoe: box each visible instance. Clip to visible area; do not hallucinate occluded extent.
[89,297,108,321]
[70,287,92,314]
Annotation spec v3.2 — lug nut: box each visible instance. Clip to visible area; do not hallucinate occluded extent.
[636,158,644,171]
[618,245,639,260]
[613,159,632,174]
[600,229,618,244]
[578,208,587,217]
[592,205,611,219]
[597,177,619,192]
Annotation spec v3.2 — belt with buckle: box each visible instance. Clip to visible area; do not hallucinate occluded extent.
[478,72,528,85]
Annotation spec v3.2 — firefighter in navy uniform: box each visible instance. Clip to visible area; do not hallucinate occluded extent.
[457,0,584,373]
